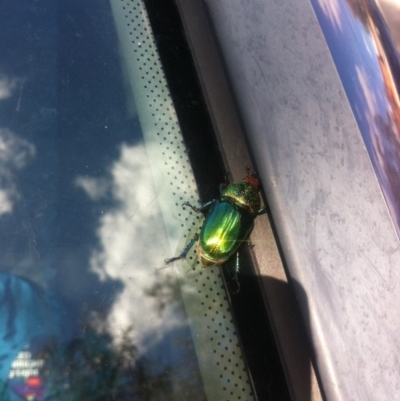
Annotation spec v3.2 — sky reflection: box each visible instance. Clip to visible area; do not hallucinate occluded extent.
[0,0,205,398]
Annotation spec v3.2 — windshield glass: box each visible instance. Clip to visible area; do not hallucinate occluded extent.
[0,0,255,400]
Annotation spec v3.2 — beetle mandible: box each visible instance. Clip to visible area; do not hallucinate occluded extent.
[164,170,266,292]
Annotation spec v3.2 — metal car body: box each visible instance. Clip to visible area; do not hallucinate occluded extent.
[175,0,400,399]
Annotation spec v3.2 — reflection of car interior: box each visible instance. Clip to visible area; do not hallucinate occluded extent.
[8,350,46,401]
[0,274,58,400]
[1,0,400,400]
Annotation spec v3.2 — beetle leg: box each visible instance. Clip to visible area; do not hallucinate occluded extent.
[246,164,258,178]
[256,205,267,215]
[182,200,216,213]
[231,251,241,294]
[164,234,199,264]
[245,240,255,249]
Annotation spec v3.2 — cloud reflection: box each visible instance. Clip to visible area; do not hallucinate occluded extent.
[318,0,343,31]
[0,75,19,100]
[77,142,181,355]
[0,128,35,216]
[75,176,110,201]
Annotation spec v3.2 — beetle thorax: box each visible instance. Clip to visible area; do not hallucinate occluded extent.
[221,181,261,214]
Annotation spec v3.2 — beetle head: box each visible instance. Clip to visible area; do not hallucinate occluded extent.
[244,173,260,189]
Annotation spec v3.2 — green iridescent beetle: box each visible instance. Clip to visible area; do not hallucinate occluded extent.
[165,171,266,291]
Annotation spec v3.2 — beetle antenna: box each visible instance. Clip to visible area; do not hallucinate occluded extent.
[244,164,259,180]
[231,251,241,294]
